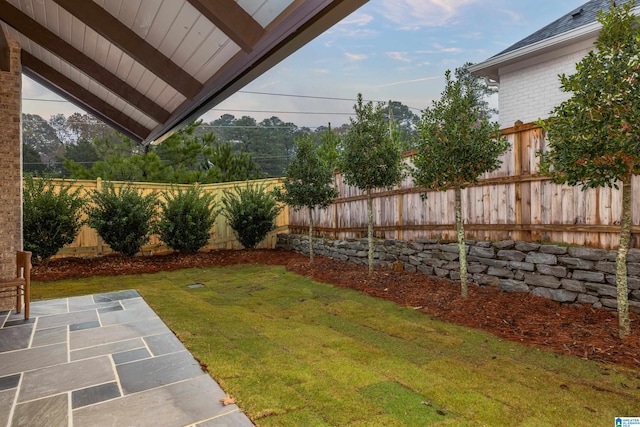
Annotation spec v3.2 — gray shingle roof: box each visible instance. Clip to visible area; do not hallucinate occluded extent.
[493,0,630,57]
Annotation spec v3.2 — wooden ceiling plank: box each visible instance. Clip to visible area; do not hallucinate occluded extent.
[0,0,171,123]
[146,0,367,144]
[21,51,151,141]
[0,25,9,71]
[186,0,264,52]
[50,0,202,98]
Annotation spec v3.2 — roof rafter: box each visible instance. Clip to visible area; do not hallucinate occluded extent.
[50,0,202,99]
[0,0,171,124]
[0,25,9,71]
[147,0,367,144]
[22,51,151,141]
[186,0,264,52]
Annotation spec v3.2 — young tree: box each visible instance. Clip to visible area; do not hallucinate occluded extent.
[317,123,341,171]
[538,1,640,338]
[414,68,508,298]
[274,135,339,262]
[383,101,420,148]
[203,137,263,183]
[340,94,406,274]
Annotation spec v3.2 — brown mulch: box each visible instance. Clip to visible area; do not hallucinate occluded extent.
[33,249,640,369]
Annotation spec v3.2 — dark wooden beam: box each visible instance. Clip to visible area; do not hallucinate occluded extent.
[0,25,9,71]
[0,1,171,123]
[186,0,264,52]
[50,0,201,99]
[22,51,151,142]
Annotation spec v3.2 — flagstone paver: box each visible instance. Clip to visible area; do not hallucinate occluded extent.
[0,290,254,426]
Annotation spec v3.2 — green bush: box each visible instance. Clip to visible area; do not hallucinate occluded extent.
[221,184,281,249]
[23,175,85,264]
[157,186,219,254]
[86,183,157,257]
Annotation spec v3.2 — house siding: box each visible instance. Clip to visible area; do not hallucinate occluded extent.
[498,45,592,128]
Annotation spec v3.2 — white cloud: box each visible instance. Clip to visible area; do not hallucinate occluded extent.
[311,68,330,74]
[497,8,525,25]
[257,80,280,90]
[386,51,412,62]
[326,12,378,39]
[417,43,464,54]
[339,13,374,26]
[375,76,441,88]
[378,0,480,29]
[344,53,368,62]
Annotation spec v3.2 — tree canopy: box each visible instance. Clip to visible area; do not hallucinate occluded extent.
[22,100,418,184]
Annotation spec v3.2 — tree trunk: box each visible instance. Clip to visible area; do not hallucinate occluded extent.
[367,189,374,275]
[455,186,468,298]
[616,173,632,339]
[308,207,314,263]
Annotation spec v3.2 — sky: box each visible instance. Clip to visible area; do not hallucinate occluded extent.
[21,0,588,130]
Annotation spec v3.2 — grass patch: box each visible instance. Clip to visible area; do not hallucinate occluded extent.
[33,264,640,426]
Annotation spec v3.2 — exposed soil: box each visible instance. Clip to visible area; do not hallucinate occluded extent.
[33,249,640,369]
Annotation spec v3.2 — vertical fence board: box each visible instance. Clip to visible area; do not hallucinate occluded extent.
[286,124,640,249]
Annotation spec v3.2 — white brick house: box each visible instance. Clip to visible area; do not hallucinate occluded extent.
[469,0,638,129]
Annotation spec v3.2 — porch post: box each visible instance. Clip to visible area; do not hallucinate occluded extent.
[0,33,23,280]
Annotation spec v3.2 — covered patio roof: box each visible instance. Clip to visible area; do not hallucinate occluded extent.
[0,0,367,144]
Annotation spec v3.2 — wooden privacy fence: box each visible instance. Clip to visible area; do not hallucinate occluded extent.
[288,122,640,249]
[46,177,288,258]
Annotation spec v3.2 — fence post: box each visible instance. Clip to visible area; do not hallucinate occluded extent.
[397,187,403,241]
[512,121,534,242]
[333,172,338,240]
[96,177,103,255]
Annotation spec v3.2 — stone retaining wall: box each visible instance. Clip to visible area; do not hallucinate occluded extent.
[276,234,640,313]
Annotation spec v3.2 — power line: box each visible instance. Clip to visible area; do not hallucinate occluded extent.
[23,90,422,112]
[208,108,353,116]
[237,90,361,103]
[236,90,422,112]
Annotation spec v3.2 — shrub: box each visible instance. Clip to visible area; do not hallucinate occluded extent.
[221,184,282,249]
[85,182,157,257]
[23,175,85,264]
[157,186,219,254]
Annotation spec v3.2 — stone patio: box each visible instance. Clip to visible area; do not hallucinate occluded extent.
[0,290,254,426]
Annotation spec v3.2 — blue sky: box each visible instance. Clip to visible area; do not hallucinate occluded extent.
[23,0,588,130]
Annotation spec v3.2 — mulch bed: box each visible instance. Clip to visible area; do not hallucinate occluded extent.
[33,249,640,369]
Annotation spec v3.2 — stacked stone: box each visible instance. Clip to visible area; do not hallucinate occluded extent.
[276,234,640,312]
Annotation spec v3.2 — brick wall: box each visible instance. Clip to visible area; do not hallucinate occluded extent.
[0,36,22,280]
[498,45,592,128]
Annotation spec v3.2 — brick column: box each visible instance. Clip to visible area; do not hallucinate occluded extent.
[0,35,22,280]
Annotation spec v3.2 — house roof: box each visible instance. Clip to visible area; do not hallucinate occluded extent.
[0,0,367,144]
[469,0,633,81]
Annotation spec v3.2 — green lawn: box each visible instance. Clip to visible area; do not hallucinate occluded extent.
[33,264,640,426]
